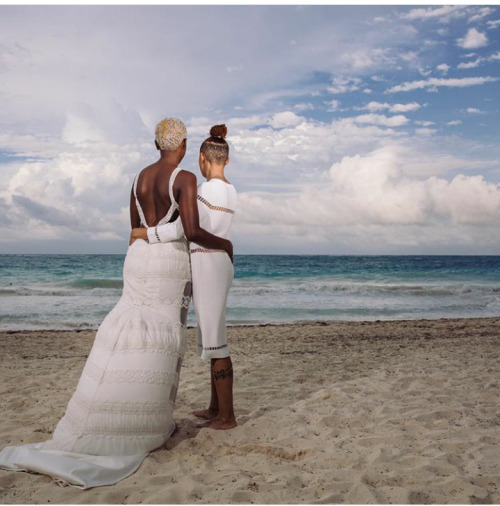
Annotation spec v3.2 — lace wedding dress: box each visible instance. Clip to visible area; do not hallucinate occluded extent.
[0,167,191,489]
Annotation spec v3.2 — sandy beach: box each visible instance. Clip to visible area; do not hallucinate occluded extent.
[0,318,499,504]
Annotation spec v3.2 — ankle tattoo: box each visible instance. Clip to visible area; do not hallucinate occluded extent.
[213,366,233,381]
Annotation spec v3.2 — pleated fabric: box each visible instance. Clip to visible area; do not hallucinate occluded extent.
[0,238,191,489]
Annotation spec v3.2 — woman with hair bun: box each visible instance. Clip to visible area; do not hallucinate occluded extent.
[132,124,237,430]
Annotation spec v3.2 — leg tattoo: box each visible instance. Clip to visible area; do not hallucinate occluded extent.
[212,366,233,381]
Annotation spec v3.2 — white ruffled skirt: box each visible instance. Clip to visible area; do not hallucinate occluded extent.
[0,238,191,489]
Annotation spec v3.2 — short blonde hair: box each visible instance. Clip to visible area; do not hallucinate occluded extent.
[155,118,187,150]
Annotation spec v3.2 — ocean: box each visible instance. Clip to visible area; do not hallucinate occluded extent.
[1,254,499,330]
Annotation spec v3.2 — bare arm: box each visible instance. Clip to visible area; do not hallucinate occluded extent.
[129,187,141,244]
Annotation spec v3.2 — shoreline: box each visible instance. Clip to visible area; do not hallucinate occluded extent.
[2,253,500,256]
[1,318,499,503]
[2,314,499,334]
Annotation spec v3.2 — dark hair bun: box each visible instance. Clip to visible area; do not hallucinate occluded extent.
[210,124,227,139]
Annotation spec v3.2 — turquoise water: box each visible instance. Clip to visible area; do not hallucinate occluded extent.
[1,254,499,330]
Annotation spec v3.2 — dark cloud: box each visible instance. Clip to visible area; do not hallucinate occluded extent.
[0,198,13,226]
[12,195,74,227]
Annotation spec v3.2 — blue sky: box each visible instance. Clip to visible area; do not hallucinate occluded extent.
[0,5,499,254]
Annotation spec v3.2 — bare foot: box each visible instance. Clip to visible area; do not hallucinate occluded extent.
[197,417,237,430]
[192,408,218,420]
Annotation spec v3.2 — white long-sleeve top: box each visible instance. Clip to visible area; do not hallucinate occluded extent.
[147,178,237,248]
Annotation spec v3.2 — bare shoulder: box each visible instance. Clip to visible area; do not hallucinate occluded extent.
[135,161,159,181]
[175,169,197,188]
[142,161,161,174]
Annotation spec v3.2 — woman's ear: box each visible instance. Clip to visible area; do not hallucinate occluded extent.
[155,140,160,150]
[225,157,230,166]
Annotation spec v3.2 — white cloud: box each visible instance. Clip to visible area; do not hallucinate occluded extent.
[399,51,418,63]
[418,66,433,77]
[415,128,437,136]
[457,58,482,69]
[352,114,409,127]
[0,42,31,70]
[235,146,500,252]
[489,51,500,61]
[487,19,500,30]
[436,63,450,74]
[226,64,243,73]
[427,174,500,224]
[2,142,143,244]
[293,102,314,112]
[390,102,421,113]
[246,87,319,112]
[360,101,389,112]
[12,195,75,227]
[402,6,467,23]
[3,105,499,254]
[268,111,303,129]
[0,133,66,161]
[423,40,440,48]
[62,101,148,145]
[387,76,498,93]
[457,28,488,49]
[447,120,462,126]
[358,101,421,113]
[468,7,495,24]
[226,115,267,131]
[325,99,340,112]
[466,108,484,114]
[9,127,436,261]
[228,116,410,184]
[227,112,497,181]
[415,121,435,126]
[344,48,396,71]
[327,76,361,94]
[363,88,373,94]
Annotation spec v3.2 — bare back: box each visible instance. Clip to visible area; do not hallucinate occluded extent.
[130,162,180,228]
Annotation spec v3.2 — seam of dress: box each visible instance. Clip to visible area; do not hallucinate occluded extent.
[197,195,235,214]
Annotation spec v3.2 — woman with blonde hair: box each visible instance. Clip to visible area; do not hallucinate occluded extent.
[0,118,233,488]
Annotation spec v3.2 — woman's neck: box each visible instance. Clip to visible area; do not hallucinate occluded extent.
[158,150,181,166]
[205,163,228,183]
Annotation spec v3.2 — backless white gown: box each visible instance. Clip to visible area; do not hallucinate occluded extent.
[0,167,191,489]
